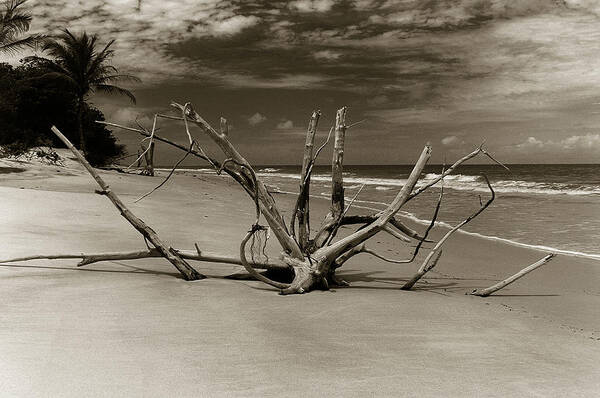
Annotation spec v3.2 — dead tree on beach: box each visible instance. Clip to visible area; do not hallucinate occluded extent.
[2,102,551,295]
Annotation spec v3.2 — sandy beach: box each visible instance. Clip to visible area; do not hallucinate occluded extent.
[1,153,599,397]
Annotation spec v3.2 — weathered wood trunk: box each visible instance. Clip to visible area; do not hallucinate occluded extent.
[296,110,320,252]
[312,107,347,250]
[76,97,86,153]
[50,126,204,281]
[143,141,155,176]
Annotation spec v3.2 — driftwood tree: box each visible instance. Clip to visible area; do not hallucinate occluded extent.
[122,117,157,176]
[2,102,552,295]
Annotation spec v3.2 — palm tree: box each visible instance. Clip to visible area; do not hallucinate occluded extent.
[0,0,41,54]
[38,29,139,153]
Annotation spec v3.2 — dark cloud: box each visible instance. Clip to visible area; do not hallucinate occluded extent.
[13,0,600,163]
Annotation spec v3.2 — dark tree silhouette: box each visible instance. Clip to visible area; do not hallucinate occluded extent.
[0,62,125,166]
[32,30,139,154]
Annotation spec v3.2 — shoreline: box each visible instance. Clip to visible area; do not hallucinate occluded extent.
[189,176,600,262]
[1,153,599,396]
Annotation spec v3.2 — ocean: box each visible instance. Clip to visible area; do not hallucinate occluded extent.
[181,164,600,260]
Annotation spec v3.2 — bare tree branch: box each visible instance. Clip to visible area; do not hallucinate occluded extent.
[315,145,432,264]
[239,225,291,290]
[0,248,285,270]
[325,184,365,246]
[470,254,555,297]
[292,110,320,251]
[50,126,204,281]
[401,175,495,290]
[135,143,192,203]
[312,107,348,248]
[288,125,334,247]
[170,101,304,259]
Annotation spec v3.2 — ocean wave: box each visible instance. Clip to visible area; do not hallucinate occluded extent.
[336,197,600,261]
[398,209,600,261]
[259,188,600,261]
[256,172,410,187]
[421,173,600,196]
[156,167,220,175]
[423,173,479,182]
[258,171,600,197]
[259,168,280,173]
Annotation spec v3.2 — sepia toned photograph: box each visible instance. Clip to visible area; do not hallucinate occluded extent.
[1,1,599,396]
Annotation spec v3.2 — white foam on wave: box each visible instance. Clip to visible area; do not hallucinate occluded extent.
[150,168,600,259]
[391,206,600,260]
[424,173,479,182]
[155,167,220,175]
[421,173,600,196]
[273,188,600,262]
[259,171,600,197]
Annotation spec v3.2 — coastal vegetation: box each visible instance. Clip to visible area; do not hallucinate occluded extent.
[30,29,139,154]
[0,1,135,166]
[0,61,125,166]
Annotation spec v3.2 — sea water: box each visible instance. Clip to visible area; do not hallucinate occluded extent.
[184,164,600,260]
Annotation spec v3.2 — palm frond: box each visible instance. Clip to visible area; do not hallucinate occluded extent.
[95,64,119,76]
[39,29,141,102]
[87,39,115,77]
[0,32,40,54]
[20,55,78,86]
[1,13,31,36]
[0,0,36,52]
[92,73,142,84]
[94,83,137,104]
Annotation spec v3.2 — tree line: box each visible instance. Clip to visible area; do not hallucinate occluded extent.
[0,0,137,166]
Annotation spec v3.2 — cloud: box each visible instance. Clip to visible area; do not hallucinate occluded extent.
[562,134,600,149]
[106,107,151,126]
[517,136,544,149]
[24,0,263,85]
[368,0,557,30]
[289,0,334,13]
[564,0,600,16]
[210,15,260,36]
[441,135,459,146]
[22,0,599,100]
[313,50,342,60]
[352,0,379,10]
[248,112,267,125]
[367,95,389,106]
[221,73,330,89]
[276,119,295,129]
[19,0,600,164]
[516,134,600,151]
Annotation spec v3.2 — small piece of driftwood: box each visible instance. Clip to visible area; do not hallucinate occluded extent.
[470,253,555,297]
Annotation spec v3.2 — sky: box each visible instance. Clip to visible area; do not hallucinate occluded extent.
[11,0,600,164]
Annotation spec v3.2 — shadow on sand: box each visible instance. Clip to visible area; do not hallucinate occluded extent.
[0,262,179,278]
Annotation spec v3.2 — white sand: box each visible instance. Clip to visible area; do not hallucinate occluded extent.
[1,153,599,397]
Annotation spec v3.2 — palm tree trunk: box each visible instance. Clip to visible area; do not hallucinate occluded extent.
[77,97,86,153]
